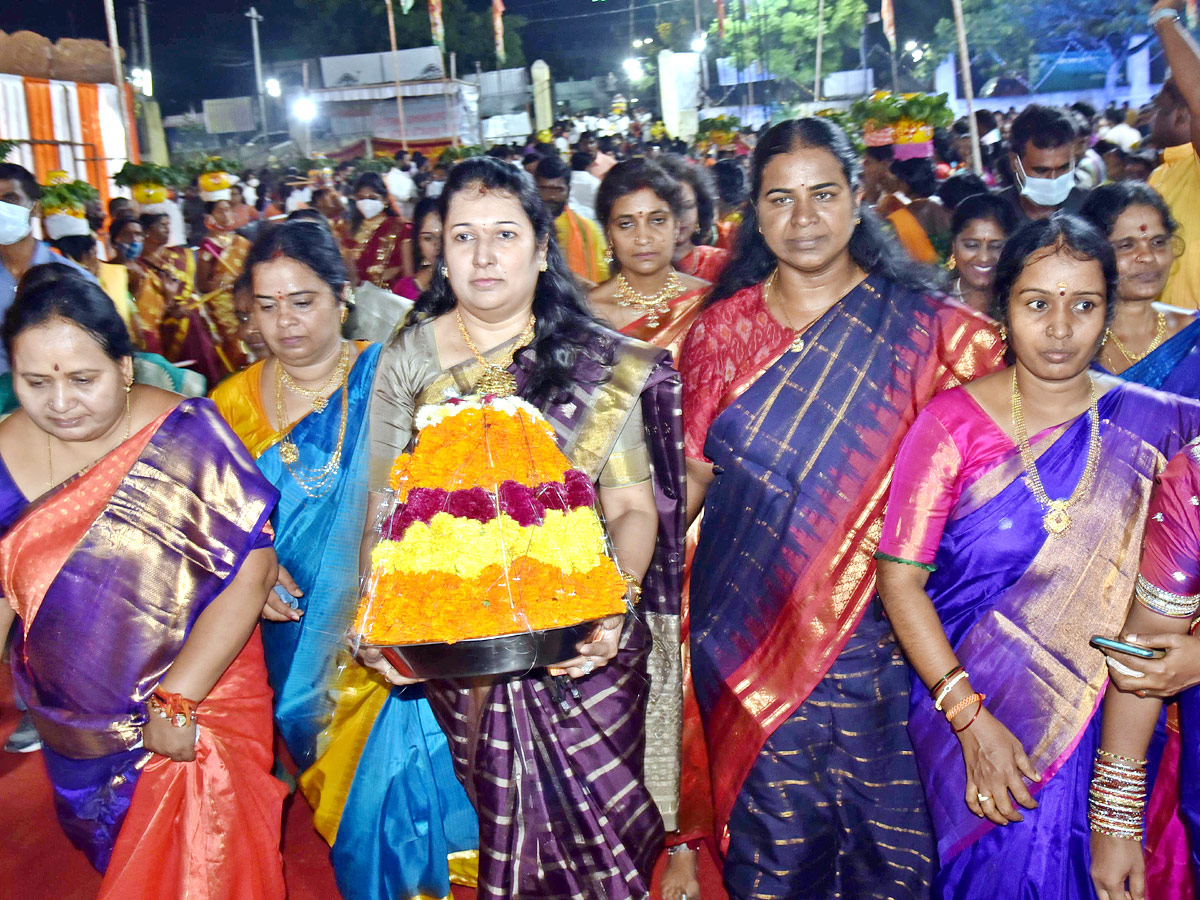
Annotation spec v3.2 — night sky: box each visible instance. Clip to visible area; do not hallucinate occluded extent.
[5,0,943,113]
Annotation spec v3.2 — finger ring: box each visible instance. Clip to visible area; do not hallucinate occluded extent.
[977,793,991,804]
[581,659,595,675]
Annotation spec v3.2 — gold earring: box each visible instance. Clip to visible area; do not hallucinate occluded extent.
[999,324,1008,342]
[340,306,349,324]
[603,247,613,263]
[538,259,548,272]
[946,253,957,271]
[124,379,133,393]
[440,263,448,278]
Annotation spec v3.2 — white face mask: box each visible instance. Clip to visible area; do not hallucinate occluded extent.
[0,200,32,245]
[1015,156,1075,208]
[356,198,386,219]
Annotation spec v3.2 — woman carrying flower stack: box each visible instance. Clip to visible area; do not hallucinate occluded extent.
[212,220,478,900]
[359,156,686,900]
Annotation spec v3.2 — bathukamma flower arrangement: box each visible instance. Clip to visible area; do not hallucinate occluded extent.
[354,394,628,646]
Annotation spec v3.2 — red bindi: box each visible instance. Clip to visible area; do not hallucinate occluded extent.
[53,364,59,371]
[1057,281,1068,297]
[275,289,285,302]
[1140,224,1148,233]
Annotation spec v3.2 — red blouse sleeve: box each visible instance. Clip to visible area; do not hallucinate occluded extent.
[1137,441,1200,619]
[877,402,964,568]
[679,312,729,463]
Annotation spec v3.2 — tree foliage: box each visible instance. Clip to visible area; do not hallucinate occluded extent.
[929,0,1153,85]
[706,0,867,99]
[287,0,525,70]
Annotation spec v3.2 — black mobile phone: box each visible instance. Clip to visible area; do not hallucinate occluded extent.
[1089,635,1167,660]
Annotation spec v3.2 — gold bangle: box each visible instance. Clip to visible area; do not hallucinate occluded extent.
[619,568,643,606]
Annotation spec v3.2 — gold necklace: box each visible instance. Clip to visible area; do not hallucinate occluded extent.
[613,270,684,329]
[280,342,350,412]
[274,346,350,498]
[455,310,536,396]
[47,389,132,488]
[1010,370,1102,536]
[1104,312,1166,363]
[764,269,813,353]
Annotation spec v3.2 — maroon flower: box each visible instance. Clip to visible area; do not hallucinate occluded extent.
[564,469,597,508]
[534,481,570,511]
[498,480,544,527]
[445,486,498,523]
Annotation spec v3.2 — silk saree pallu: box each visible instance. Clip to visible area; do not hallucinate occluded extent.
[620,286,708,361]
[0,399,283,898]
[908,385,1200,898]
[413,329,684,900]
[215,344,479,900]
[199,232,252,373]
[689,277,1004,849]
[345,217,409,288]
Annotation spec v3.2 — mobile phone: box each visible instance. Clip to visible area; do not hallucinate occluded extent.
[1089,635,1166,659]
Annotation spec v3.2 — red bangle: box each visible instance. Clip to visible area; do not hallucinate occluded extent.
[952,698,985,734]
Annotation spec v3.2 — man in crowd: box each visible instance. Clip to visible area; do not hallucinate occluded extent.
[1148,0,1200,309]
[999,104,1089,221]
[0,164,95,368]
[534,155,607,284]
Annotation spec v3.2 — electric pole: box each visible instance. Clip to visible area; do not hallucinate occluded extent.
[138,0,152,79]
[246,7,268,139]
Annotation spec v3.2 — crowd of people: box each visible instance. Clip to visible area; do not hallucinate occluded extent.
[3,3,1200,900]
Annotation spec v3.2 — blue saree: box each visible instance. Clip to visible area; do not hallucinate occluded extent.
[1095,314,1200,398]
[213,344,478,900]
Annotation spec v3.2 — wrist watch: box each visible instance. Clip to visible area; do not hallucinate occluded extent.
[1150,7,1182,27]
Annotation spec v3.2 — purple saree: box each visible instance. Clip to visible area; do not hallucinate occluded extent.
[0,399,279,874]
[880,382,1200,899]
[369,322,685,899]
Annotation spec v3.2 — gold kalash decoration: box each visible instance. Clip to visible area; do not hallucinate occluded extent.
[1010,371,1101,535]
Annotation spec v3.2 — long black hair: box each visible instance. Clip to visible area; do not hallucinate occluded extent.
[245,219,350,306]
[411,156,613,405]
[347,171,397,231]
[657,154,716,246]
[4,264,135,366]
[410,196,441,272]
[708,117,936,306]
[991,214,1119,331]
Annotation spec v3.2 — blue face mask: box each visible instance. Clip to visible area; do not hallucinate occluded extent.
[115,240,143,260]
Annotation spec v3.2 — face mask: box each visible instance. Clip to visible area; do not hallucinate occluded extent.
[356,198,386,219]
[247,178,260,188]
[115,240,143,260]
[1015,156,1075,208]
[0,200,32,245]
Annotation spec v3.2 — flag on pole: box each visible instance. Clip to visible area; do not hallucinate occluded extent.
[716,0,726,38]
[493,0,506,66]
[429,0,445,52]
[881,0,896,47]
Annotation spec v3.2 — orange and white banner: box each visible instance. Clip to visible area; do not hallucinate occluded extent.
[0,74,138,209]
[881,0,896,47]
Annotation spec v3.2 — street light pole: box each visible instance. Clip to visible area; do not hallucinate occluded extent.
[102,0,137,161]
[384,0,411,150]
[814,0,825,102]
[246,7,269,141]
[138,0,152,82]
